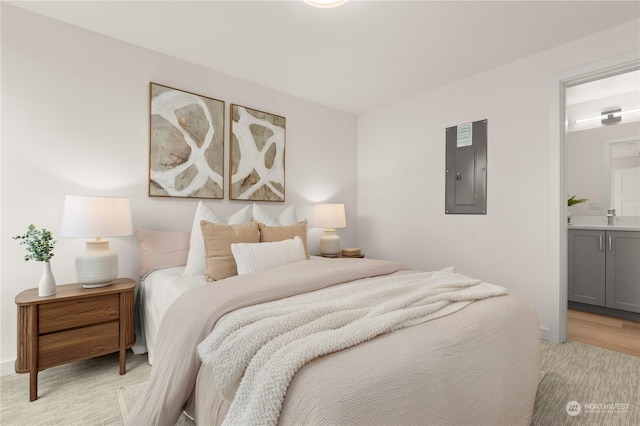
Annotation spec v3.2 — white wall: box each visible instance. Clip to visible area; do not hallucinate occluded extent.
[357,20,640,341]
[0,5,357,374]
[567,122,640,216]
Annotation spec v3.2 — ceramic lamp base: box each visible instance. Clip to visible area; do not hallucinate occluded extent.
[319,228,341,256]
[76,239,118,287]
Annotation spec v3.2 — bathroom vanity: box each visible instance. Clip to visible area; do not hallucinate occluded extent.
[568,223,640,314]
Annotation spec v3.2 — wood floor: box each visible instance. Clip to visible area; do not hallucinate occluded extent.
[567,309,640,357]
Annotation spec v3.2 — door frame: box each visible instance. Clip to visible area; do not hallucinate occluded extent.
[548,50,640,344]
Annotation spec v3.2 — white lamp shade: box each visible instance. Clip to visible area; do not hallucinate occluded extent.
[313,203,347,229]
[60,195,132,238]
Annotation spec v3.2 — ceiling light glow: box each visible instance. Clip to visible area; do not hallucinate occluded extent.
[303,0,349,8]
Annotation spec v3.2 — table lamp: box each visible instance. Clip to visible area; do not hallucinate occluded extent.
[60,195,132,288]
[313,203,346,256]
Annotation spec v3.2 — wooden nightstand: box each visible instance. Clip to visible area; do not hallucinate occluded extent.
[15,278,136,401]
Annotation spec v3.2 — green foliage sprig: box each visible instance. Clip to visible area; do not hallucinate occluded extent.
[13,224,56,262]
[567,195,588,207]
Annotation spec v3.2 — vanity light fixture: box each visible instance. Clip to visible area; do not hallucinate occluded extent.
[303,0,349,8]
[574,108,640,125]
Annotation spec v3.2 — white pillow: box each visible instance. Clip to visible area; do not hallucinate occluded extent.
[231,236,306,275]
[183,202,252,275]
[251,204,298,226]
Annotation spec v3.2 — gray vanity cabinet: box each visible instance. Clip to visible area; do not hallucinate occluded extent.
[568,230,606,306]
[605,231,640,313]
[568,229,640,313]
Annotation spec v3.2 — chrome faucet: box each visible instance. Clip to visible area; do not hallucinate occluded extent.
[607,209,616,226]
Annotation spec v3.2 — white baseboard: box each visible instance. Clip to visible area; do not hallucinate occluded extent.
[1,359,16,377]
[539,326,555,343]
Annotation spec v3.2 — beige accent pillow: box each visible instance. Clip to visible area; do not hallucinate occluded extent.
[201,220,260,281]
[258,220,310,259]
[136,229,191,278]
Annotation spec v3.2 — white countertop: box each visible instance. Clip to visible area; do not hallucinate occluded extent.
[568,216,640,232]
[568,224,640,232]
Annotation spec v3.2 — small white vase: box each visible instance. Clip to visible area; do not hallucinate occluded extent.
[39,261,56,297]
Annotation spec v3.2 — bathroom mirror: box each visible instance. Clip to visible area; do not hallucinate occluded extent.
[601,136,640,217]
[565,69,639,223]
[566,130,640,220]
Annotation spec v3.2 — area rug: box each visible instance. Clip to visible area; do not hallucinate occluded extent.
[539,369,546,384]
[532,340,639,426]
[118,382,194,426]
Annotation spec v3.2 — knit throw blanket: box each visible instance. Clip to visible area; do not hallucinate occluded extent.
[197,267,507,426]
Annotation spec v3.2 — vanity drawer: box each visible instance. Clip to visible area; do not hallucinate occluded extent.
[38,294,119,334]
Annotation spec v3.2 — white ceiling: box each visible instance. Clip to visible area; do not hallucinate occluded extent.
[7,0,640,114]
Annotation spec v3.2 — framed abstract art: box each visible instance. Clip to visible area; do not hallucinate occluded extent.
[230,104,286,201]
[149,83,225,198]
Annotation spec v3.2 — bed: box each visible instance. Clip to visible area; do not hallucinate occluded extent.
[136,266,208,364]
[127,258,539,426]
[129,203,539,425]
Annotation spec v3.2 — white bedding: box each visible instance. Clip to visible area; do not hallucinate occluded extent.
[127,259,540,426]
[134,257,328,363]
[134,266,208,364]
[198,268,508,426]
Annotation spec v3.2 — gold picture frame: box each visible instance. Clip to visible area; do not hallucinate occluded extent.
[229,104,286,202]
[149,83,225,199]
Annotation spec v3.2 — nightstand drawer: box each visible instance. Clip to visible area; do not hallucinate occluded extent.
[39,294,119,334]
[38,322,119,369]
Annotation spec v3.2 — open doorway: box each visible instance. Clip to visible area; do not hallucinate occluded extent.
[548,51,639,346]
[563,67,640,356]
